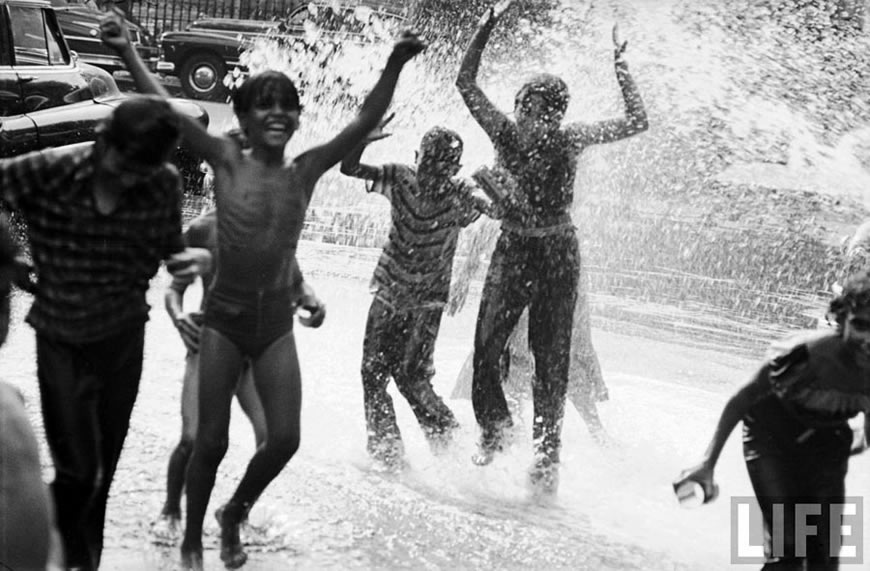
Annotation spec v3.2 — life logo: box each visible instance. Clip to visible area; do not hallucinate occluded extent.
[730,496,864,564]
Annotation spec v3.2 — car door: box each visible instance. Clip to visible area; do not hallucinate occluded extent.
[0,2,38,157]
[8,2,108,148]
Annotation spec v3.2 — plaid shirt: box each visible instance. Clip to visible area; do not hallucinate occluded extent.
[0,143,184,342]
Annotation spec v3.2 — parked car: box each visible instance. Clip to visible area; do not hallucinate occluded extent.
[1,0,207,193]
[157,1,406,100]
[48,0,159,75]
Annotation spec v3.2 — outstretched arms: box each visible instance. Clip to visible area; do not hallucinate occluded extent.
[100,10,235,168]
[305,34,424,180]
[455,1,513,140]
[567,24,649,146]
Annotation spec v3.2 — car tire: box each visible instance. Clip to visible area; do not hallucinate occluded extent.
[178,52,227,101]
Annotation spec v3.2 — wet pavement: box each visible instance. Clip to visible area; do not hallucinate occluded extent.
[2,242,868,570]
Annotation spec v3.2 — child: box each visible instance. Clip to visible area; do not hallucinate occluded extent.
[677,273,870,570]
[101,10,423,569]
[455,0,648,492]
[156,207,324,537]
[341,119,496,468]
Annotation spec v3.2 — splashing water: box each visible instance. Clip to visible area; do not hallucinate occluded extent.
[194,0,870,352]
[140,2,870,568]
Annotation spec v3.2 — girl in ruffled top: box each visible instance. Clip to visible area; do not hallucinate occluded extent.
[677,273,870,570]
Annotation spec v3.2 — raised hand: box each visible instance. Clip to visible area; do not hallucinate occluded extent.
[390,30,426,65]
[612,23,628,61]
[99,8,132,53]
[365,112,395,144]
[479,0,514,26]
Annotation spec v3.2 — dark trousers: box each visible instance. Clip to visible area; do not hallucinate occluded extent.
[472,230,579,463]
[746,449,850,571]
[361,296,457,452]
[36,325,145,571]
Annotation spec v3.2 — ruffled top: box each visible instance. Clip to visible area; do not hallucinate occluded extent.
[764,330,870,426]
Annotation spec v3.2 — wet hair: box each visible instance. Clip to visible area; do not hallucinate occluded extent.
[514,73,570,119]
[827,271,870,331]
[232,71,301,116]
[100,95,181,165]
[420,126,463,164]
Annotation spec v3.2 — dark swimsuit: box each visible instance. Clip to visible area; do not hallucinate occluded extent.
[205,153,314,359]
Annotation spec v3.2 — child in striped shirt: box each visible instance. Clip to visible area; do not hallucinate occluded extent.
[341,120,496,468]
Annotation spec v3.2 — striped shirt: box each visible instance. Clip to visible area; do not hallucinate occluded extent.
[368,163,484,309]
[0,143,184,342]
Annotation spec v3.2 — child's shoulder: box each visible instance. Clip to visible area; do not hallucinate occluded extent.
[766,329,836,363]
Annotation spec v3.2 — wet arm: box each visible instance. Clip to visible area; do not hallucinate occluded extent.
[164,221,201,323]
[290,259,316,302]
[101,12,234,167]
[306,53,412,178]
[339,142,380,180]
[455,10,511,139]
[701,366,771,470]
[567,57,649,146]
[164,275,192,325]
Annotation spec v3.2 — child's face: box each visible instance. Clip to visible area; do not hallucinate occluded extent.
[416,147,461,183]
[844,306,870,360]
[239,98,301,150]
[515,93,563,139]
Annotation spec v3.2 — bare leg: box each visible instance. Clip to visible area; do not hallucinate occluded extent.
[159,351,199,535]
[181,328,245,569]
[217,331,301,569]
[234,361,267,448]
[568,261,609,443]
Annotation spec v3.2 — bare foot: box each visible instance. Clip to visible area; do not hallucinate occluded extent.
[590,428,616,448]
[151,512,181,544]
[425,422,459,456]
[527,457,560,495]
[216,506,248,569]
[179,544,204,571]
[471,444,496,466]
[472,421,513,466]
[368,438,406,471]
